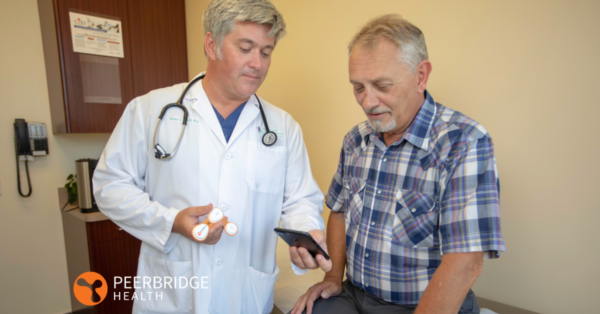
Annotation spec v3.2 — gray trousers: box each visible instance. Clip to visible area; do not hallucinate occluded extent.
[296,280,480,314]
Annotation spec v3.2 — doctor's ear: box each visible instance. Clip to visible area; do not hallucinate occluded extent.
[204,32,219,61]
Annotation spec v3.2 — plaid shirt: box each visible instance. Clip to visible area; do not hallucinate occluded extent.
[326,91,505,305]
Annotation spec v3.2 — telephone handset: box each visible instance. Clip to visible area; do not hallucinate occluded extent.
[14,119,30,154]
[14,119,49,197]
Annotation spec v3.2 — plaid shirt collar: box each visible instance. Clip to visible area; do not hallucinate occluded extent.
[365,90,437,152]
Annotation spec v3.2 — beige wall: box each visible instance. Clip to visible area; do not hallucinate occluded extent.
[0,0,598,313]
[186,0,210,80]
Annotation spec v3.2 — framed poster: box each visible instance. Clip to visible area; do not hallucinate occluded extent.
[69,11,124,58]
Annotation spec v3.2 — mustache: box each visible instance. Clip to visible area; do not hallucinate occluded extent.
[364,107,392,115]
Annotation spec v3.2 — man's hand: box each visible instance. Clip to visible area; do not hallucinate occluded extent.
[289,230,332,272]
[291,278,343,314]
[172,203,227,244]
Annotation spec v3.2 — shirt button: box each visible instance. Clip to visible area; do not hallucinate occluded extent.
[371,221,375,226]
[216,259,223,266]
[365,253,369,257]
[365,283,369,288]
[377,190,382,194]
[411,208,416,213]
[224,153,232,160]
[383,158,388,162]
[221,204,229,212]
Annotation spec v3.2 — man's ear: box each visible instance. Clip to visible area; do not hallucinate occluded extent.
[416,60,432,94]
[204,32,218,61]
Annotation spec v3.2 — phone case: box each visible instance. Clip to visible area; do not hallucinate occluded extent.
[274,228,330,260]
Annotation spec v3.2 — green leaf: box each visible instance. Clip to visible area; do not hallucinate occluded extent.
[64,183,70,188]
[73,182,77,188]
[67,174,73,180]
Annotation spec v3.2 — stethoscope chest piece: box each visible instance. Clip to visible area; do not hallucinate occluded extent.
[262,131,277,146]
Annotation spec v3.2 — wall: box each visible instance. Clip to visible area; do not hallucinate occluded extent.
[185,0,210,80]
[0,0,598,313]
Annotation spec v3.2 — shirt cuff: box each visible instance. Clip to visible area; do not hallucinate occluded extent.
[291,262,309,275]
[162,207,181,254]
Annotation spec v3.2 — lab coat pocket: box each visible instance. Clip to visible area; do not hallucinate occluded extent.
[392,189,438,249]
[246,141,287,194]
[243,265,280,314]
[345,178,366,226]
[133,253,193,314]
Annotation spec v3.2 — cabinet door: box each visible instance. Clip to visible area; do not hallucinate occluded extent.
[54,0,134,133]
[127,0,188,97]
[90,236,142,314]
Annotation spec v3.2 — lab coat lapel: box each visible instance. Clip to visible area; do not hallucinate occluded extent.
[227,97,260,147]
[184,77,227,147]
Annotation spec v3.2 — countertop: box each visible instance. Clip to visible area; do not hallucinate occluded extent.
[58,187,108,222]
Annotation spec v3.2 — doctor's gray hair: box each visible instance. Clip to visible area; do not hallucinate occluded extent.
[203,0,286,58]
[348,14,428,73]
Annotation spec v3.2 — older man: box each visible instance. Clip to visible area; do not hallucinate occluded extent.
[292,14,505,314]
[93,0,330,313]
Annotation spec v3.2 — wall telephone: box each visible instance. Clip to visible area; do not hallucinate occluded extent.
[14,119,49,197]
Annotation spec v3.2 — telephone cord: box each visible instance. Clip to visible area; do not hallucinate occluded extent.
[14,137,32,197]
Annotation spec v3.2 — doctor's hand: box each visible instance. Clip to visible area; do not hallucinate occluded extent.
[289,230,332,272]
[291,277,343,314]
[172,204,227,245]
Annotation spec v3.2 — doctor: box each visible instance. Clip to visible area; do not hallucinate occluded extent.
[93,0,331,313]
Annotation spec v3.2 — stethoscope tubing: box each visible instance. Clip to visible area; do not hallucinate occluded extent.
[153,74,276,160]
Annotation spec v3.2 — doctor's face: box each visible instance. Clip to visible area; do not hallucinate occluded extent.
[212,21,275,101]
[349,39,423,134]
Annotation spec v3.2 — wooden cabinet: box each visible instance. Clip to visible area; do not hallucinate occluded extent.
[89,220,142,313]
[38,0,188,134]
[127,0,188,98]
[61,198,142,314]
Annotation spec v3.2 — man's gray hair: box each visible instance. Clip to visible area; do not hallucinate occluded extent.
[348,14,428,73]
[203,0,286,58]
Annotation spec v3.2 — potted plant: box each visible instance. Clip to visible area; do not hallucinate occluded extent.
[63,174,77,210]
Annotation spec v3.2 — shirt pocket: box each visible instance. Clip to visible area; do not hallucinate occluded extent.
[242,265,280,314]
[133,253,193,313]
[246,141,287,194]
[344,178,367,226]
[392,189,438,249]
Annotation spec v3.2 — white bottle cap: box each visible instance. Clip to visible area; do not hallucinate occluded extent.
[192,224,209,241]
[225,222,238,236]
[208,207,224,223]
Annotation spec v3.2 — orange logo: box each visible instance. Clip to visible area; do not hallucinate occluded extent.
[74,272,108,306]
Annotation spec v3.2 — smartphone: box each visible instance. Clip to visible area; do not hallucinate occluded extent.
[274,228,330,260]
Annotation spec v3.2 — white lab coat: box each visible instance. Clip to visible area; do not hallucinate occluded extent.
[93,75,324,314]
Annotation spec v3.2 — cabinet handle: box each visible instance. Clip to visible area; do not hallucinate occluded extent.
[117,228,123,231]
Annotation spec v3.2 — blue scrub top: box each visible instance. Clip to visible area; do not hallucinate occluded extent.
[212,101,246,143]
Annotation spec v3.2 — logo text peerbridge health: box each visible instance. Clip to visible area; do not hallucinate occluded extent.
[113,276,209,301]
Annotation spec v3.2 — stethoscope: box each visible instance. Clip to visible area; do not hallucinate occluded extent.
[153,73,277,160]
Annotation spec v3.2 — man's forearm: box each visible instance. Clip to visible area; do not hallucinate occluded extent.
[323,211,346,282]
[414,252,484,314]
